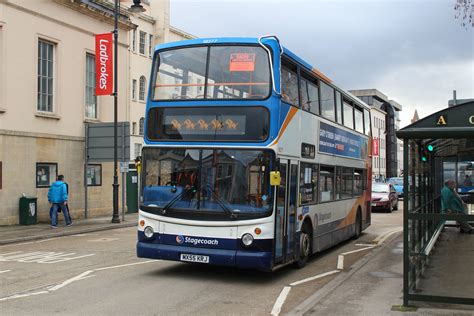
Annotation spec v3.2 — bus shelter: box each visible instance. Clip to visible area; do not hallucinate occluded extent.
[396,101,474,307]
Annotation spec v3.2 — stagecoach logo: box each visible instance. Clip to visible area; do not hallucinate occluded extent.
[176,235,219,246]
[176,235,184,244]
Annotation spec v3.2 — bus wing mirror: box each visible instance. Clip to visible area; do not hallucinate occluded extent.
[270,171,281,186]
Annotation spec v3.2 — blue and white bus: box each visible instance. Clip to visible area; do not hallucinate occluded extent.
[137,36,372,271]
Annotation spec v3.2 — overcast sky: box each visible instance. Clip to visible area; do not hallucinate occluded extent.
[169,0,473,127]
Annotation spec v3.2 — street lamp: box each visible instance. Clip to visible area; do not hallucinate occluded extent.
[112,0,146,223]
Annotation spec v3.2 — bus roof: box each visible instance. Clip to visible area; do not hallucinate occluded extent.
[154,37,370,110]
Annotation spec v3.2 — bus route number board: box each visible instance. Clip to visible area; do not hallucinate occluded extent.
[180,253,209,263]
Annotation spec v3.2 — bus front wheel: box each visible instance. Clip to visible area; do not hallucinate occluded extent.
[295,223,312,268]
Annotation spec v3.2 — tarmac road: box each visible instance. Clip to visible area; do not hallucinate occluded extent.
[0,210,402,315]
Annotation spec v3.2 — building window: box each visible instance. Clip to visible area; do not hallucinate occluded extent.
[132,29,136,52]
[37,39,55,112]
[132,122,137,135]
[320,81,335,121]
[86,164,102,186]
[132,79,137,100]
[85,53,97,118]
[139,31,146,55]
[36,162,57,188]
[139,117,144,135]
[148,34,153,57]
[139,76,146,101]
[134,143,142,158]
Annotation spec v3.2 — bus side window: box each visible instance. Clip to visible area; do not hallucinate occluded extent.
[300,162,318,205]
[320,81,335,121]
[281,62,299,107]
[319,165,335,202]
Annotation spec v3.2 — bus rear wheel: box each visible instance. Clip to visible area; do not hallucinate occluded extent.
[295,223,312,268]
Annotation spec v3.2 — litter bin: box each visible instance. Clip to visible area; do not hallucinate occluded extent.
[19,196,37,225]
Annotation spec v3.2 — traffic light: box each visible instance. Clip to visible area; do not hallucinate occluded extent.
[135,156,141,173]
[420,144,434,162]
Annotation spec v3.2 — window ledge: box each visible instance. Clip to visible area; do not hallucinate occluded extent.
[0,107,6,113]
[35,112,61,120]
[84,118,101,123]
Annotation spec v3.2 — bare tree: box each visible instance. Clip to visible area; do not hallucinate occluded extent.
[454,0,473,28]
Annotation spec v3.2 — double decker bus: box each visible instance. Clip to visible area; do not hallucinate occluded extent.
[137,36,372,271]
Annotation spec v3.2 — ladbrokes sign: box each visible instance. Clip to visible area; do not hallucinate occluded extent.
[95,33,113,95]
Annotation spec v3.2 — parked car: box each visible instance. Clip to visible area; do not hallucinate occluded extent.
[371,183,398,212]
[388,177,404,198]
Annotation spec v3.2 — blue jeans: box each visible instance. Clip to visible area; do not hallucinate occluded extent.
[51,203,72,226]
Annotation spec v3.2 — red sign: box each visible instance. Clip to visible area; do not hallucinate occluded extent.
[373,138,379,156]
[229,53,256,72]
[95,33,113,95]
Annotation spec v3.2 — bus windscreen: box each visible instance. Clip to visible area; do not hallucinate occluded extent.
[153,45,271,100]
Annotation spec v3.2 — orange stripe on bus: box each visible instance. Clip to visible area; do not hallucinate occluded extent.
[311,67,332,84]
[270,107,298,146]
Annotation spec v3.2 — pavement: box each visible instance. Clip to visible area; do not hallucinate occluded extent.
[0,212,138,245]
[290,231,474,316]
[2,212,474,315]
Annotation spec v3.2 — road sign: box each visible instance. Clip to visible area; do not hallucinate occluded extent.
[86,122,130,162]
[120,162,129,173]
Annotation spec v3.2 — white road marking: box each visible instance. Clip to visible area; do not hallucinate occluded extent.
[87,238,119,243]
[289,270,340,287]
[337,255,344,270]
[94,260,155,271]
[48,270,93,291]
[337,246,375,270]
[0,251,95,264]
[0,291,49,302]
[0,270,12,274]
[270,286,292,316]
[373,228,403,245]
[0,251,22,256]
[271,270,341,315]
[355,243,376,247]
[0,260,158,302]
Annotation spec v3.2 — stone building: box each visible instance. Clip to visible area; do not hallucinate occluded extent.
[0,0,193,225]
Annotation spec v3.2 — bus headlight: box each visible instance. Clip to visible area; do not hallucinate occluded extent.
[144,226,154,238]
[241,233,254,247]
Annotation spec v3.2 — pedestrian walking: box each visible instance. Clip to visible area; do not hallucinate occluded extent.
[48,175,72,228]
[441,179,473,233]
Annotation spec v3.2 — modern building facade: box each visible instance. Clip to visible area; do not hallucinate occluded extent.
[349,89,403,179]
[0,0,193,225]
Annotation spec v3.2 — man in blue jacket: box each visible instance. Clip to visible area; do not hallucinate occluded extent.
[48,175,72,228]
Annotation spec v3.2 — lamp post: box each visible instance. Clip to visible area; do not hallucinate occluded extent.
[112,0,145,223]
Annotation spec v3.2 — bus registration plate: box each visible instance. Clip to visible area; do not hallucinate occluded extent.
[180,254,209,263]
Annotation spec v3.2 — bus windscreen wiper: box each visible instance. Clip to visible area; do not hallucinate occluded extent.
[206,185,236,219]
[161,186,196,214]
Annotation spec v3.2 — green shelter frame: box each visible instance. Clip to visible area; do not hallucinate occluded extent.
[397,101,474,306]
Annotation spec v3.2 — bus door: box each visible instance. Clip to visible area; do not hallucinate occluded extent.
[274,159,298,265]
